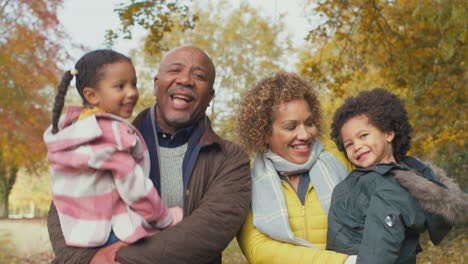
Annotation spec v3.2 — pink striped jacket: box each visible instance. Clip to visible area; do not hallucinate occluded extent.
[44,106,175,247]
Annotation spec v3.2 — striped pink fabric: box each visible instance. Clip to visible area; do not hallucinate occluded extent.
[44,106,179,247]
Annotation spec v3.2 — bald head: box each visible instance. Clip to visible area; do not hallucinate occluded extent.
[159,45,216,86]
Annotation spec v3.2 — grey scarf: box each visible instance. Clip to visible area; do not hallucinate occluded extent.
[251,141,348,248]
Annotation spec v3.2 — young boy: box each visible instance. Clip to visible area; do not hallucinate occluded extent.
[326,88,467,264]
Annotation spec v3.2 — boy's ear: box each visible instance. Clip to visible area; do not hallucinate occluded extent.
[386,131,395,143]
[83,87,99,106]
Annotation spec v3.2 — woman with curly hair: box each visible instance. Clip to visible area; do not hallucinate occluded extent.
[326,88,464,264]
[236,72,356,264]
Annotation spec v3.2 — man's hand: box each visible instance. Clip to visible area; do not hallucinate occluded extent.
[90,241,127,264]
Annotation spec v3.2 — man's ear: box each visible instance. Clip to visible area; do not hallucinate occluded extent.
[153,75,159,97]
[386,131,395,143]
[83,87,99,106]
[208,88,215,102]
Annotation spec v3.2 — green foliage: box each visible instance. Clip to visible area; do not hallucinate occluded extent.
[105,0,197,54]
[299,0,467,187]
[128,0,293,140]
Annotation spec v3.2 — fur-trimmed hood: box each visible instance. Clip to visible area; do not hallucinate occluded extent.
[394,162,468,224]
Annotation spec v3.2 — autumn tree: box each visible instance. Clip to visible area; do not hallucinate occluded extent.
[9,169,52,217]
[299,0,467,186]
[125,0,292,140]
[0,0,67,217]
[105,0,196,54]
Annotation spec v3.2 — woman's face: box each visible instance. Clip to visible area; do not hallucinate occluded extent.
[267,99,319,164]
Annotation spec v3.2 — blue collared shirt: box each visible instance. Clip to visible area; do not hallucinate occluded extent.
[155,122,196,148]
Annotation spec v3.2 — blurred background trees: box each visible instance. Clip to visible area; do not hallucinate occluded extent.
[104,0,197,54]
[1,0,465,262]
[299,0,467,187]
[0,0,68,217]
[126,0,292,140]
[2,0,466,217]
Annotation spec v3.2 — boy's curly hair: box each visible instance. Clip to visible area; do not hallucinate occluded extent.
[236,71,321,154]
[330,88,413,162]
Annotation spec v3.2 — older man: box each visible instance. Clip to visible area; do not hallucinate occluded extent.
[47,46,252,264]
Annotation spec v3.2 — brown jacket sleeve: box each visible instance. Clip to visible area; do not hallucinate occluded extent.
[115,141,252,264]
[48,202,99,264]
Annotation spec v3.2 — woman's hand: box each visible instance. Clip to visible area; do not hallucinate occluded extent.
[90,241,128,264]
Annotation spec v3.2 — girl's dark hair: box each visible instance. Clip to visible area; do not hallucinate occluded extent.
[330,88,413,162]
[51,49,131,133]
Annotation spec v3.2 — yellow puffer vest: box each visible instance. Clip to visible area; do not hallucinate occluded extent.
[237,139,351,264]
[238,181,348,264]
[283,180,328,248]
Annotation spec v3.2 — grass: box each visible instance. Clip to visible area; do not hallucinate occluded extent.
[0,228,19,264]
[417,224,467,264]
[0,219,465,263]
[222,239,247,264]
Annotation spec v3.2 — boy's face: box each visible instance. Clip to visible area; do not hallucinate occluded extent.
[341,115,396,168]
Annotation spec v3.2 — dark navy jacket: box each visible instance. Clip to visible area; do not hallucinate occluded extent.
[327,157,451,264]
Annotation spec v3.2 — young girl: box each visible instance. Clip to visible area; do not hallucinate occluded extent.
[44,49,183,247]
[326,88,467,264]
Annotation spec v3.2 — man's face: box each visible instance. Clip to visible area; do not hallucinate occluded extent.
[154,46,215,134]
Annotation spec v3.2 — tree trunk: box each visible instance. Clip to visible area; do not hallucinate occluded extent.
[0,166,18,218]
[0,190,8,218]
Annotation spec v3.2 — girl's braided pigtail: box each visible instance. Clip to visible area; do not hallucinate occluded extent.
[51,70,74,134]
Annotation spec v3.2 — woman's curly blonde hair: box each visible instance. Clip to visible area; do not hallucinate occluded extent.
[236,71,322,154]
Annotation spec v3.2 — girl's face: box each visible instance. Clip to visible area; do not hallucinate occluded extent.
[341,114,396,168]
[267,99,319,164]
[85,60,138,118]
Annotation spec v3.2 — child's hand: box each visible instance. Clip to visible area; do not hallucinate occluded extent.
[344,255,357,264]
[90,241,127,264]
[168,206,183,226]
